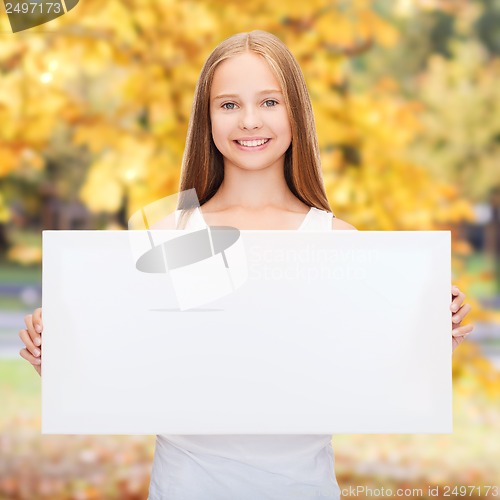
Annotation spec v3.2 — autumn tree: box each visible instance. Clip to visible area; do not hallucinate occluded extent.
[0,0,494,327]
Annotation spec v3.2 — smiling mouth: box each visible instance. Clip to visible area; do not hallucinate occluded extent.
[234,138,270,147]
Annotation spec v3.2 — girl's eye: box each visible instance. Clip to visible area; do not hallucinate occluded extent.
[263,99,278,107]
[221,100,278,110]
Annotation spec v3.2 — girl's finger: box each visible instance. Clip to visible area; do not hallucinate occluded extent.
[452,323,474,337]
[452,303,471,324]
[19,329,41,358]
[19,347,41,366]
[451,290,465,312]
[33,307,43,335]
[24,313,41,347]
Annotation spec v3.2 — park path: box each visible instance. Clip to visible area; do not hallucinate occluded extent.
[0,311,30,358]
[0,283,41,358]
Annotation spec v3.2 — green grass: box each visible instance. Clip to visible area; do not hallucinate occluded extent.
[8,227,42,246]
[463,251,499,298]
[0,258,41,284]
[0,359,40,394]
[0,295,30,310]
[468,280,497,299]
[0,359,40,427]
[464,252,495,273]
[482,338,500,348]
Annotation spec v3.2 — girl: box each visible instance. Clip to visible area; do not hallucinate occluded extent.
[20,30,473,500]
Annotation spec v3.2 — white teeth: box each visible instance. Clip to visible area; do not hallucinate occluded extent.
[236,139,269,147]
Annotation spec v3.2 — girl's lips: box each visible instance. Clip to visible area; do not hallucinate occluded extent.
[233,139,271,151]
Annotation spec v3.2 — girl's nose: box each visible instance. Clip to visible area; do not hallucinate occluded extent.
[239,107,263,130]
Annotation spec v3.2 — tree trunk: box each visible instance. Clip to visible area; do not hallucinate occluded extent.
[0,223,8,254]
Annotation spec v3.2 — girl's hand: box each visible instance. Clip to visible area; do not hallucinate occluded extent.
[19,307,43,376]
[451,286,473,352]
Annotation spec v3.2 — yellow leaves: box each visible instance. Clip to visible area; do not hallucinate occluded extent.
[290,30,321,61]
[449,199,476,223]
[84,0,138,45]
[410,39,500,200]
[313,57,478,231]
[452,239,474,256]
[79,151,124,214]
[73,122,123,153]
[179,2,217,39]
[149,100,177,136]
[19,148,45,171]
[0,0,485,251]
[79,133,154,214]
[437,183,459,200]
[133,5,158,32]
[120,65,175,116]
[18,115,54,145]
[118,137,154,181]
[317,116,352,147]
[316,10,362,49]
[359,9,400,48]
[143,146,181,193]
[326,174,354,208]
[274,0,328,20]
[307,54,345,91]
[6,244,42,266]
[312,3,399,53]
[321,149,344,174]
[120,72,147,104]
[0,74,24,132]
[80,40,115,77]
[358,94,420,150]
[453,341,500,402]
[0,191,11,223]
[0,147,19,176]
[324,146,475,231]
[374,76,400,93]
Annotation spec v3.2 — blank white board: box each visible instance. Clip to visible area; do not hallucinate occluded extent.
[42,230,451,434]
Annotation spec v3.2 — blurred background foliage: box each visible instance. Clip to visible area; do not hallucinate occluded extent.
[1,0,499,498]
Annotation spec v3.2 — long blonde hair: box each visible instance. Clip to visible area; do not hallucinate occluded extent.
[178,30,331,213]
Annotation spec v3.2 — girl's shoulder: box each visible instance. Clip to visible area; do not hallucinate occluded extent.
[331,216,357,230]
[306,207,356,231]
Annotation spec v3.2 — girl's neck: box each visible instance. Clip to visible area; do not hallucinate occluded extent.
[204,164,304,212]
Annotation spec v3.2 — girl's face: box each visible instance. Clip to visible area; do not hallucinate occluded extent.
[209,51,292,173]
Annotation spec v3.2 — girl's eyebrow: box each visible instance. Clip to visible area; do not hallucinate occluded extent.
[212,89,283,102]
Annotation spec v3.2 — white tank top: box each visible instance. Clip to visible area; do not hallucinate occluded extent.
[148,207,341,500]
